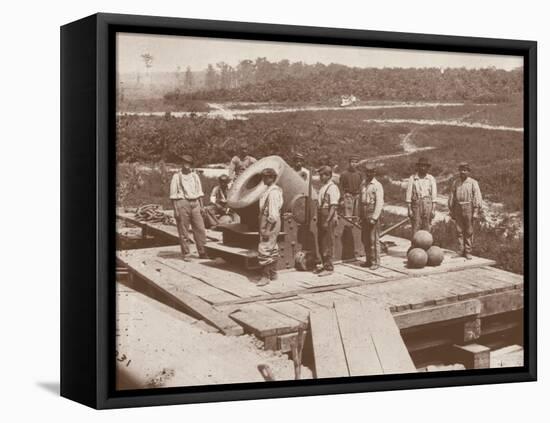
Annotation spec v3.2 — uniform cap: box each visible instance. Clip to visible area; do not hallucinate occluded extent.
[458,162,470,170]
[350,155,361,161]
[218,174,230,182]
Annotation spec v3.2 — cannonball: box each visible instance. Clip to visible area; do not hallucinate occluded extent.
[426,246,444,266]
[407,248,428,269]
[412,230,433,250]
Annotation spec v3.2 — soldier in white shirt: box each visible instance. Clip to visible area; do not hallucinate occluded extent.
[169,155,208,260]
[405,157,437,238]
[315,166,341,276]
[257,168,283,286]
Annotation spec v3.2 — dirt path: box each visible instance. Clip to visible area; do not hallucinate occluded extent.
[364,117,523,132]
[116,283,311,389]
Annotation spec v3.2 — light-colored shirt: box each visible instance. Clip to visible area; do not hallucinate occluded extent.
[228,155,257,179]
[448,177,483,209]
[259,184,283,223]
[318,180,340,208]
[405,173,437,203]
[209,183,231,205]
[169,171,204,200]
[360,177,384,220]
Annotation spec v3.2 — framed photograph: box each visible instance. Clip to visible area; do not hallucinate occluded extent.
[60,13,536,409]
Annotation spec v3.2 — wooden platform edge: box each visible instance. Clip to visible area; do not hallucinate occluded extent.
[125,268,243,336]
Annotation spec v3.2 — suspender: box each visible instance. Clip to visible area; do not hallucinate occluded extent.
[178,172,199,200]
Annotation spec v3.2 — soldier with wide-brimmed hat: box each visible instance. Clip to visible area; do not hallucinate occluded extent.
[169,154,208,260]
[359,163,384,269]
[448,162,483,259]
[257,167,283,286]
[405,157,437,238]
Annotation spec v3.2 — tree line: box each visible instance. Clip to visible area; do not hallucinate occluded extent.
[163,58,522,103]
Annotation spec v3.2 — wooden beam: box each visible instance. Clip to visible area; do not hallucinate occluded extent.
[394,299,481,330]
[309,306,349,378]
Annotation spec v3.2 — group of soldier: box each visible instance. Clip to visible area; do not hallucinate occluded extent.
[168,149,483,287]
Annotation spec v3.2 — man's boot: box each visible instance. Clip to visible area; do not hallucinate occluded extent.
[269,262,278,281]
[257,265,271,286]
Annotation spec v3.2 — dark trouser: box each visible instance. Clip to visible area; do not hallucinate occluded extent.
[361,217,380,265]
[173,198,207,256]
[343,193,360,222]
[454,203,474,254]
[317,208,335,271]
[411,197,433,236]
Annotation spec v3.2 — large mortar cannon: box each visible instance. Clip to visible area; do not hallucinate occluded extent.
[205,156,364,270]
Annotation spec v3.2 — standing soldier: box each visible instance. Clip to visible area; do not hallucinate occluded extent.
[405,157,437,237]
[339,155,363,221]
[169,155,209,260]
[315,166,341,276]
[448,162,483,260]
[229,143,257,179]
[292,152,310,182]
[359,164,384,270]
[257,168,284,286]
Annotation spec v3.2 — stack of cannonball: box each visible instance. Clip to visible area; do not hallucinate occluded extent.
[407,230,444,268]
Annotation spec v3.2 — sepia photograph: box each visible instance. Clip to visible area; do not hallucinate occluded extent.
[114,32,525,390]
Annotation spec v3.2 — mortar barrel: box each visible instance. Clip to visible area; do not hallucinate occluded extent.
[227,155,316,212]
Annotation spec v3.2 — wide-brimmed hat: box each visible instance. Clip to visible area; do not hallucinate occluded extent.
[181,154,193,164]
[415,157,431,167]
[458,161,470,170]
[261,167,277,177]
[295,152,304,159]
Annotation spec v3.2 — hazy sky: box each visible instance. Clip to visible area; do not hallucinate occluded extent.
[117,32,523,73]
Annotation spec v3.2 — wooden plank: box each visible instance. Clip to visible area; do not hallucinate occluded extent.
[358,300,416,374]
[265,301,311,323]
[299,291,350,308]
[118,250,238,303]
[393,299,481,330]
[122,267,242,335]
[309,307,350,378]
[157,256,266,298]
[230,304,305,337]
[479,290,524,317]
[462,267,521,292]
[334,300,384,376]
[428,273,488,300]
[483,266,524,287]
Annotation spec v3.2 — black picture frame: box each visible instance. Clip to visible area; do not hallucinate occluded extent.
[60,12,537,409]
